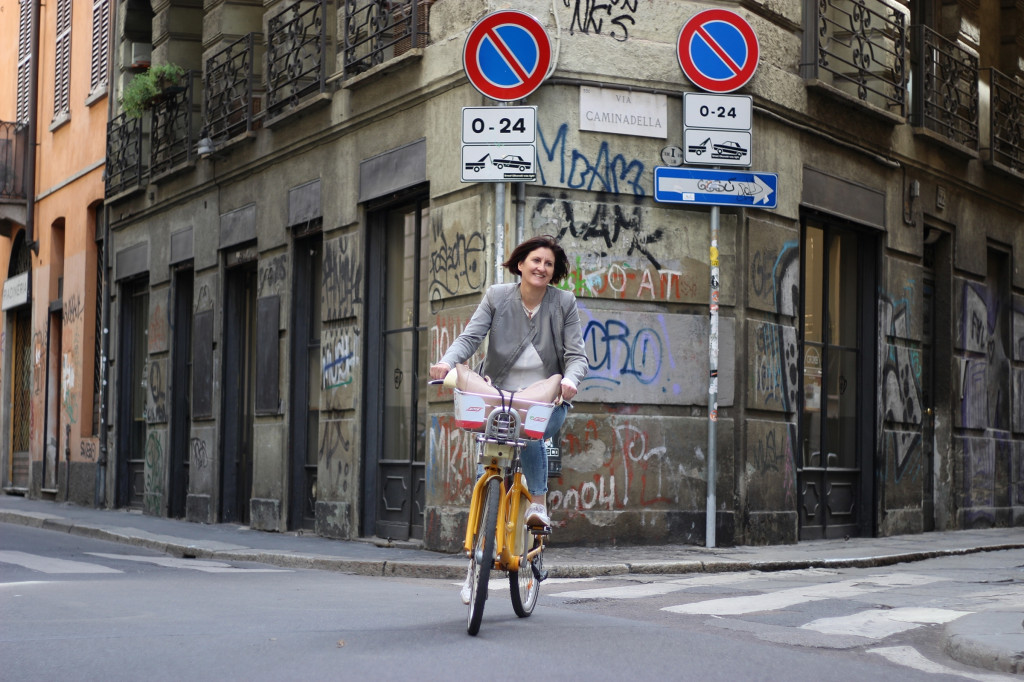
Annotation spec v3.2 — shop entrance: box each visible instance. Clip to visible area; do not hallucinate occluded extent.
[798,217,877,539]
[363,197,429,541]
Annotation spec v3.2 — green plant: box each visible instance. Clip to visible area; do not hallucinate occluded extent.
[119,63,186,118]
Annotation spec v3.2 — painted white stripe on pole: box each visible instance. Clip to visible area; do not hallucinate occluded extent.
[0,550,123,574]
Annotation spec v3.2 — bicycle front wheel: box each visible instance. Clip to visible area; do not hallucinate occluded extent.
[509,494,541,617]
[467,477,500,636]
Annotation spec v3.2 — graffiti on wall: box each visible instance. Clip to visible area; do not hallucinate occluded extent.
[144,430,165,516]
[258,254,288,298]
[577,306,735,405]
[879,283,924,485]
[63,293,84,324]
[321,325,360,410]
[429,213,486,302]
[61,329,81,425]
[530,193,705,303]
[537,122,648,197]
[145,356,168,423]
[746,420,797,510]
[749,321,797,413]
[429,414,478,505]
[562,0,639,41]
[959,281,1011,432]
[549,416,707,514]
[81,437,98,462]
[319,419,354,499]
[323,234,362,321]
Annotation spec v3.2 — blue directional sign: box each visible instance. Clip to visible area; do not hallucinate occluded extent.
[654,167,777,208]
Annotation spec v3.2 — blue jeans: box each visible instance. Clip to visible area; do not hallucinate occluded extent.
[519,402,568,496]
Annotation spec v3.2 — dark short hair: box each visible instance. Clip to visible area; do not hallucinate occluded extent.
[503,235,570,284]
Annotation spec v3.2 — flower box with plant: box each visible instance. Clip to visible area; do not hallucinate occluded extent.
[119,63,187,118]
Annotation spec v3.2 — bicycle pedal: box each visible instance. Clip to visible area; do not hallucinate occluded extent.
[529,523,551,535]
[531,559,549,582]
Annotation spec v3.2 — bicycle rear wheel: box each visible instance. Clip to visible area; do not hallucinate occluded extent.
[467,477,500,636]
[509,493,541,617]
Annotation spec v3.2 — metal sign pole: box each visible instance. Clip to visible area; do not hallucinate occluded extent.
[707,205,720,548]
[494,101,507,284]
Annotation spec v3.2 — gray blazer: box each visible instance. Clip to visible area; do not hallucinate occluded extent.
[440,283,588,390]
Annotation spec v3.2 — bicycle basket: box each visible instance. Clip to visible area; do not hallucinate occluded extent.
[453,389,555,440]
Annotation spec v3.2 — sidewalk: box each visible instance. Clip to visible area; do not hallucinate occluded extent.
[2,493,1022,675]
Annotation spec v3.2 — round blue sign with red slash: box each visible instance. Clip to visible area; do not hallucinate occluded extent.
[463,10,552,101]
[677,9,759,93]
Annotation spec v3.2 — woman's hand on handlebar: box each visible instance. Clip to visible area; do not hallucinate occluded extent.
[429,362,452,381]
[560,379,577,402]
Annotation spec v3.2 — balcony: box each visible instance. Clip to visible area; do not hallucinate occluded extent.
[911,25,978,153]
[266,0,329,120]
[150,70,197,178]
[343,0,432,78]
[205,33,261,145]
[0,120,27,201]
[982,69,1024,177]
[802,0,908,118]
[105,113,146,198]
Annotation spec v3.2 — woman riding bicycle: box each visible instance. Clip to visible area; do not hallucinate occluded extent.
[429,235,587,599]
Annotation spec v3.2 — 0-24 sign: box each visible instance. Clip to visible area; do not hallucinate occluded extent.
[463,106,536,144]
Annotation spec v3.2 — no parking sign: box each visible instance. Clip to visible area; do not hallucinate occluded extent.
[463,10,552,101]
[677,9,759,93]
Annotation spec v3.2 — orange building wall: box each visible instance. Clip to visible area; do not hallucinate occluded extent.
[30,0,108,485]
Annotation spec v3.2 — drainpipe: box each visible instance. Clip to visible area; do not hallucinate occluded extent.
[95,0,119,508]
[25,0,40,254]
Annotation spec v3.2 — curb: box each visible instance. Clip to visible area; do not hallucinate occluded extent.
[944,611,1024,675]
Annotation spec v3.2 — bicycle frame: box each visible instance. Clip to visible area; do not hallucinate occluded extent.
[463,442,543,573]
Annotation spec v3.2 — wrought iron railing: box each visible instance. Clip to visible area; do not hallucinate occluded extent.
[205,33,259,142]
[266,0,328,118]
[105,112,146,197]
[802,0,907,116]
[912,25,978,150]
[343,0,431,76]
[985,68,1024,174]
[0,120,27,200]
[150,70,196,177]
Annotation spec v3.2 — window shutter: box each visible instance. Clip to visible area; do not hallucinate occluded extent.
[53,0,73,118]
[17,0,31,122]
[90,0,110,92]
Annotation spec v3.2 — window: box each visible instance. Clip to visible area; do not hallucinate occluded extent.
[53,0,72,120]
[17,0,31,122]
[90,0,110,94]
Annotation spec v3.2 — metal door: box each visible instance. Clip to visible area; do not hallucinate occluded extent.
[117,280,149,509]
[222,262,256,524]
[364,198,429,541]
[290,233,322,531]
[169,268,193,518]
[8,306,31,489]
[798,219,876,539]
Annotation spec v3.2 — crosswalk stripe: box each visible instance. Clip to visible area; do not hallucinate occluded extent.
[661,574,946,616]
[868,646,1013,682]
[0,550,123,574]
[86,553,290,573]
[801,607,968,639]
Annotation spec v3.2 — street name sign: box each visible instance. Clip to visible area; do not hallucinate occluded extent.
[654,167,777,208]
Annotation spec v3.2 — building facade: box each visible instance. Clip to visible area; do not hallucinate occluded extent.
[1,0,110,507]
[4,0,1023,550]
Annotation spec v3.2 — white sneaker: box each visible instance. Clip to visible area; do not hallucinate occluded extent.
[525,502,550,527]
[460,564,473,604]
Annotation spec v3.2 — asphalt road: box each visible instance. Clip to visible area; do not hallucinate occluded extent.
[1,524,1018,681]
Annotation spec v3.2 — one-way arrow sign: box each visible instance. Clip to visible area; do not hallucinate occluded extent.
[654,167,777,208]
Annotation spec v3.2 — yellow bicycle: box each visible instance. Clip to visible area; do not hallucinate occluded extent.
[436,371,556,635]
